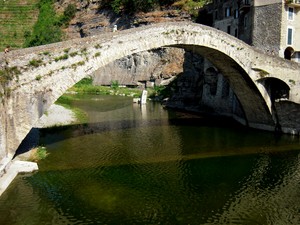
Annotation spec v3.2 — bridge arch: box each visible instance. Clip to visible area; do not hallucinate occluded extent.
[257,77,290,102]
[1,22,300,159]
[284,47,294,60]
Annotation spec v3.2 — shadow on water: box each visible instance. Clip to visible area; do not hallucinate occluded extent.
[15,114,243,152]
[15,112,300,161]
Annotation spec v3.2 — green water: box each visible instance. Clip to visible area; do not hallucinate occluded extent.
[1,95,300,225]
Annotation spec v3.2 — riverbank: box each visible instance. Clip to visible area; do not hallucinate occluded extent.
[0,104,77,196]
[34,104,77,128]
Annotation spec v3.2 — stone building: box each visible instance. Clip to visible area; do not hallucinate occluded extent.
[201,0,300,62]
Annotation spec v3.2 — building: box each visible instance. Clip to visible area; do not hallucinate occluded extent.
[200,0,300,62]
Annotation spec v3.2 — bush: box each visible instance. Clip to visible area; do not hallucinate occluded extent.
[24,0,62,47]
[109,0,161,14]
[24,1,76,47]
[58,4,77,27]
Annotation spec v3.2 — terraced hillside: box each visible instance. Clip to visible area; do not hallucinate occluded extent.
[0,0,39,51]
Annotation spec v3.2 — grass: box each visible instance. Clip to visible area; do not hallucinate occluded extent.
[53,77,172,126]
[28,146,48,162]
[68,77,142,97]
[0,0,39,50]
[55,95,88,124]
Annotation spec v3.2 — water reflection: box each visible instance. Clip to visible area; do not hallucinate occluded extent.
[205,152,300,224]
[1,95,300,225]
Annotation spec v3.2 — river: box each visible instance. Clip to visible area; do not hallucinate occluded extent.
[0,94,300,225]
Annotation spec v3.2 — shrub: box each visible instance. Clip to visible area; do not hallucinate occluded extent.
[58,4,77,26]
[29,59,43,67]
[24,0,62,47]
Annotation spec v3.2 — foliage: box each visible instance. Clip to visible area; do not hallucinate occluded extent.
[67,77,141,97]
[148,85,172,99]
[104,0,175,14]
[54,54,69,62]
[37,146,48,159]
[28,146,48,162]
[29,59,43,67]
[35,75,42,80]
[111,80,119,91]
[0,66,21,85]
[102,0,209,16]
[172,0,212,18]
[24,0,62,47]
[58,4,76,26]
[24,1,76,47]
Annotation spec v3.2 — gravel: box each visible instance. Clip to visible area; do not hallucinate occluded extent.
[34,104,77,128]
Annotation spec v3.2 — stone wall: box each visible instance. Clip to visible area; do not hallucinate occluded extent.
[275,101,300,135]
[252,3,282,55]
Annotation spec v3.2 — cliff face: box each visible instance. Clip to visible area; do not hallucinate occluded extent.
[55,0,243,120]
[54,0,191,39]
[92,48,185,87]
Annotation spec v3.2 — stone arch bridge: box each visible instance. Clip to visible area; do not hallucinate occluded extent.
[1,22,300,162]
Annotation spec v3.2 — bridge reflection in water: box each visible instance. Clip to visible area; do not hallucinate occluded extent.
[1,95,299,224]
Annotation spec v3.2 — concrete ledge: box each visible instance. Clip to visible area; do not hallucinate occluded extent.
[0,157,12,177]
[0,160,38,196]
[281,127,300,136]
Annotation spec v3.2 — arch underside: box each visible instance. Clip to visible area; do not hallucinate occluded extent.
[173,45,275,128]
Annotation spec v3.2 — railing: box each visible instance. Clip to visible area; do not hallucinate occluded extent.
[239,0,251,12]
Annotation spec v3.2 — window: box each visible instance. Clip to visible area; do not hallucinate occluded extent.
[227,26,231,34]
[234,9,239,19]
[288,7,294,20]
[293,52,300,62]
[287,28,293,45]
[215,10,218,20]
[244,15,248,28]
[225,7,231,17]
[234,28,238,37]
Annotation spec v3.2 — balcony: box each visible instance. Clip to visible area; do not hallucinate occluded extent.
[239,1,251,13]
[286,0,300,7]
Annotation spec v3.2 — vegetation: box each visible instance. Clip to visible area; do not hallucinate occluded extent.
[0,0,39,50]
[55,95,88,124]
[67,77,142,97]
[57,4,76,27]
[29,59,43,67]
[148,84,172,100]
[0,66,21,85]
[53,77,173,125]
[102,0,211,16]
[28,146,48,162]
[173,0,212,18]
[24,0,61,47]
[1,0,209,49]
[24,0,76,47]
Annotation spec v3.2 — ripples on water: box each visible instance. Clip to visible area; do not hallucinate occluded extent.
[1,95,300,225]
